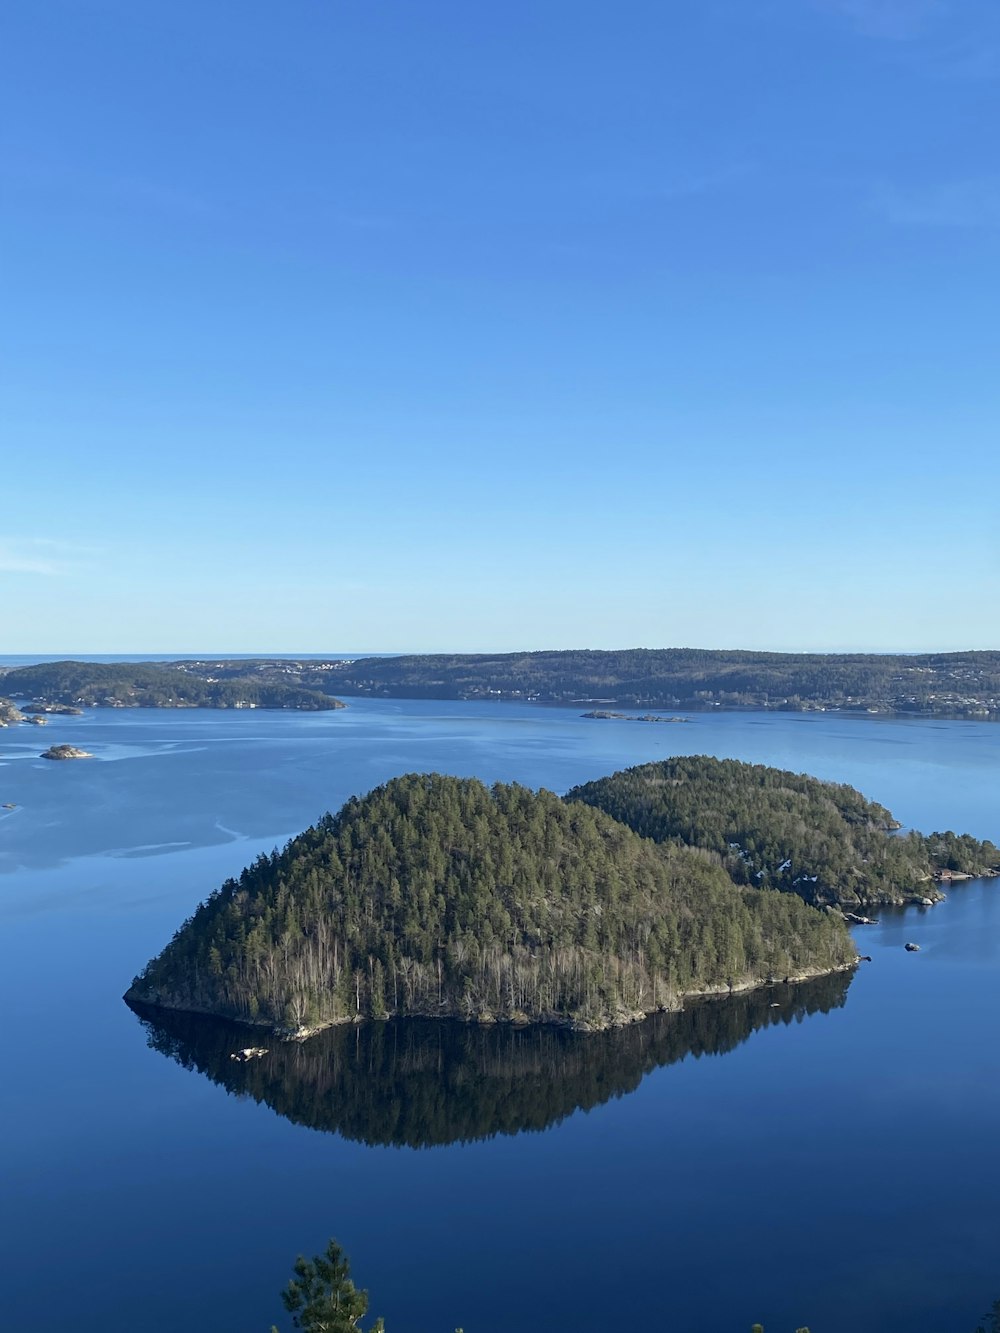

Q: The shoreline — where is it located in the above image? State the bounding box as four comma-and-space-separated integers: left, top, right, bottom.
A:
124, 959, 859, 1044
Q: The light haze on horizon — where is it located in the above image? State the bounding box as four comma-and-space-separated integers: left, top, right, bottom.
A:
3, 1, 998, 654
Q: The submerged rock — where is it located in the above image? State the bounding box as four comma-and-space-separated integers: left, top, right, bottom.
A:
229, 1046, 268, 1062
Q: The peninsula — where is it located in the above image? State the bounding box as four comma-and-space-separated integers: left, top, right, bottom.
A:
159, 648, 1000, 720
0, 661, 344, 713
567, 757, 1000, 909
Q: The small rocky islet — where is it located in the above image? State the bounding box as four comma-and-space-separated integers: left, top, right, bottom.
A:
40, 744, 93, 761
581, 711, 691, 723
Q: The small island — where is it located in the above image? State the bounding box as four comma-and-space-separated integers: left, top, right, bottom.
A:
1, 696, 68, 730
41, 744, 93, 761
0, 698, 26, 727
582, 711, 691, 723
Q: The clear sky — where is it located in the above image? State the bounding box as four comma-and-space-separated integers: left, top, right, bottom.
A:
3, 0, 998, 653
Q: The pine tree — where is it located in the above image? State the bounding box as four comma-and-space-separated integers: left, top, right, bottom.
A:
271, 1239, 384, 1333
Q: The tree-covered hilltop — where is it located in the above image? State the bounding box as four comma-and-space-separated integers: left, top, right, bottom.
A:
126, 774, 855, 1034
924, 829, 1000, 876
0, 660, 343, 711
188, 648, 1000, 719
567, 756, 1000, 909
131, 972, 851, 1149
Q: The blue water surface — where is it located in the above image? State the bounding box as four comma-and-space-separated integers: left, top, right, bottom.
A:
1, 698, 998, 1333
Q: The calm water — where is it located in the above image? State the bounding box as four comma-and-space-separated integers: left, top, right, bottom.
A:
1, 698, 998, 1332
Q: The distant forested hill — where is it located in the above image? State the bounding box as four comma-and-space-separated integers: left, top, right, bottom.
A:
0, 661, 342, 711
126, 773, 855, 1035
567, 756, 1000, 908
166, 649, 1000, 719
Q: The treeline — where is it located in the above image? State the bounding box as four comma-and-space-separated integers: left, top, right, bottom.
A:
132, 973, 851, 1148
0, 661, 342, 712
568, 757, 1000, 908
127, 774, 855, 1034
210, 648, 1000, 719
924, 829, 1000, 875
26, 649, 1000, 717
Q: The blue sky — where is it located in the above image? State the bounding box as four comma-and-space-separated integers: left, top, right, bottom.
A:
3, 0, 998, 653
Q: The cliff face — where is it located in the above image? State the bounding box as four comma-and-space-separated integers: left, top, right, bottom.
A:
127, 773, 857, 1036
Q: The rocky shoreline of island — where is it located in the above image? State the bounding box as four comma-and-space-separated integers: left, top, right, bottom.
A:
41, 744, 94, 761
126, 958, 860, 1042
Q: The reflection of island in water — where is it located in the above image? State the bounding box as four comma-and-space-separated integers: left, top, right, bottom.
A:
129, 972, 852, 1149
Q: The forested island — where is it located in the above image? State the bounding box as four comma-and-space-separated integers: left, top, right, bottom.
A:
127, 759, 999, 1037
163, 648, 1000, 719
0, 661, 343, 712
567, 757, 1000, 909
127, 772, 857, 1036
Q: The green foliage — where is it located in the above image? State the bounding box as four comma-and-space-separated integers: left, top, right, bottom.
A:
567, 756, 998, 908
0, 660, 341, 711
924, 829, 1000, 875
265, 646, 1000, 719
127, 773, 855, 1031
271, 1239, 383, 1332
21, 647, 999, 716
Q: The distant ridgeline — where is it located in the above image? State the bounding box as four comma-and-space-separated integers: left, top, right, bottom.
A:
127, 772, 858, 1036
567, 757, 1000, 910
166, 648, 1000, 719
14, 649, 999, 718
131, 973, 852, 1148
0, 660, 342, 712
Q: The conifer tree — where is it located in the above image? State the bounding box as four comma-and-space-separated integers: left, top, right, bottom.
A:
271, 1239, 384, 1333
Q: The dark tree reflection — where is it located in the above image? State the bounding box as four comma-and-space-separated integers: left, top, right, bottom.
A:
127, 972, 852, 1150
